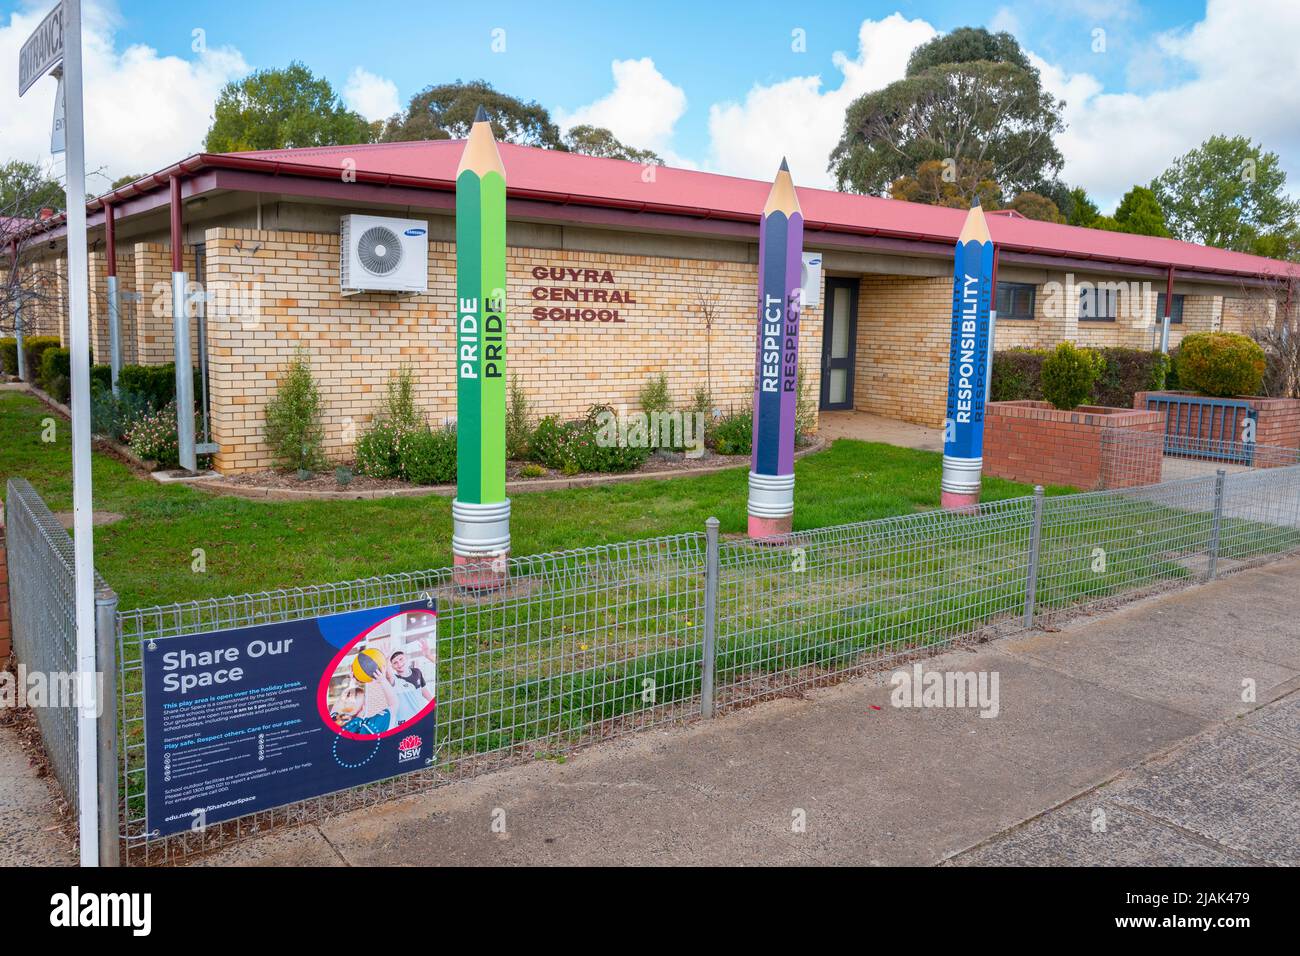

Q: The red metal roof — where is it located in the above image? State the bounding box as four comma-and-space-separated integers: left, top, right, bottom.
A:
227, 139, 1300, 282
26, 139, 1300, 283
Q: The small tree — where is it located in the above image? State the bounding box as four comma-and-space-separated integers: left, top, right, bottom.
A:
505, 376, 533, 459
1041, 342, 1103, 410
264, 349, 326, 471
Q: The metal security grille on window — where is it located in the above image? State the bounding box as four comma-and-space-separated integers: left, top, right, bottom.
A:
357, 226, 403, 275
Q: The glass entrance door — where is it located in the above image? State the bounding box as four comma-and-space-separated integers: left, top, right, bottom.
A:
819, 277, 858, 410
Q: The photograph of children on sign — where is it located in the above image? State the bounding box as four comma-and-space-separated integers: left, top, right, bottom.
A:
142, 600, 437, 837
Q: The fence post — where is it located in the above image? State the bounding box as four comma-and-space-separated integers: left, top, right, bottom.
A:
1023, 486, 1045, 628
1207, 469, 1226, 582
701, 517, 719, 718
94, 585, 120, 867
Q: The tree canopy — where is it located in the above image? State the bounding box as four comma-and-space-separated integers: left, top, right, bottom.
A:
0, 160, 64, 219
830, 27, 1064, 199
1151, 134, 1300, 257
204, 62, 373, 153
381, 80, 562, 147
561, 125, 663, 164
1009, 191, 1064, 223
889, 159, 1001, 208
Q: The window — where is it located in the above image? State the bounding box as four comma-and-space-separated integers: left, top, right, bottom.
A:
1156, 292, 1185, 324
1079, 286, 1119, 321
996, 282, 1036, 320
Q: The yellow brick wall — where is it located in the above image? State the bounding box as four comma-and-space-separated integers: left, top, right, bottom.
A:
205, 228, 824, 473
132, 243, 199, 365
852, 274, 951, 427
88, 249, 138, 365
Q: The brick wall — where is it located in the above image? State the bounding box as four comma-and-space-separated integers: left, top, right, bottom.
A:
984, 401, 1165, 490
204, 228, 825, 473
1135, 390, 1300, 452
132, 243, 199, 365
852, 274, 951, 427
88, 248, 139, 365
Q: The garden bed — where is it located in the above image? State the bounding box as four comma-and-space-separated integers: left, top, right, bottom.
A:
190, 442, 824, 501
984, 400, 1165, 490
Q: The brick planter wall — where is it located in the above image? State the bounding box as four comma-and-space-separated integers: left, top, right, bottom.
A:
0, 510, 10, 660
984, 401, 1165, 490
1135, 391, 1300, 454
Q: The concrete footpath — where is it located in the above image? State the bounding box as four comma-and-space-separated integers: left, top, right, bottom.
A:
198, 556, 1300, 867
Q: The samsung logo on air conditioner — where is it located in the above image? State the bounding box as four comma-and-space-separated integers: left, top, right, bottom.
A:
404, 228, 427, 237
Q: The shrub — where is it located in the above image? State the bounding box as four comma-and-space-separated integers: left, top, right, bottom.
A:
710, 407, 753, 456
519, 463, 546, 478
354, 420, 403, 479
1091, 348, 1169, 408
794, 360, 817, 446
579, 404, 651, 472
505, 376, 533, 460
126, 401, 181, 467
530, 406, 651, 474
990, 348, 1048, 402
1041, 342, 1104, 411
22, 336, 61, 384
0, 338, 17, 375
264, 350, 326, 472
529, 415, 579, 474
91, 383, 151, 441
1174, 331, 1267, 397
398, 425, 457, 485
353, 367, 426, 479
639, 373, 671, 416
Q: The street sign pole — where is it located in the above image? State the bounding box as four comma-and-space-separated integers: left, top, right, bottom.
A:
20, 0, 99, 867
63, 0, 99, 869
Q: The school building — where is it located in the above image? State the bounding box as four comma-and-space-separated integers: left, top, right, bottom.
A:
12, 139, 1299, 474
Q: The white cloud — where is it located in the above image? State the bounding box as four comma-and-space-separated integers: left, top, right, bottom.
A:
705, 14, 938, 187
1034, 0, 1300, 210
343, 67, 399, 122
0, 1, 247, 193
556, 57, 688, 162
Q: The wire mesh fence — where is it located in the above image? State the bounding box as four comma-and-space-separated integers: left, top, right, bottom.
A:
3, 477, 112, 808
5, 455, 1300, 866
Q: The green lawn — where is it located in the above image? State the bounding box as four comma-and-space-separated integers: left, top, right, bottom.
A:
0, 389, 1061, 609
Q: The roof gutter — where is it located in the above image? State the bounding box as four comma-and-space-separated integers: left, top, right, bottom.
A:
19, 153, 1300, 287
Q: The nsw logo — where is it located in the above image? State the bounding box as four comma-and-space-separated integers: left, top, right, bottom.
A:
397, 734, 423, 762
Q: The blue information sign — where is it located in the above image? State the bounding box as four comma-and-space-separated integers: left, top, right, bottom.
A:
143, 599, 438, 837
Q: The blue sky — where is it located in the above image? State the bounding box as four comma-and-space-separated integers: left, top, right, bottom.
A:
87, 0, 1202, 159
3, 0, 1298, 209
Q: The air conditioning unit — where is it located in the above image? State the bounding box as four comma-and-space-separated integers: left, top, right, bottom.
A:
340, 214, 429, 295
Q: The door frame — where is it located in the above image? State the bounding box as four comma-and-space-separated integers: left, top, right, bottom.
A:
819, 276, 859, 411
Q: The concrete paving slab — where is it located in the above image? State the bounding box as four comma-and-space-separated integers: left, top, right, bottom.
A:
1107, 729, 1300, 865
947, 802, 1250, 866
1002, 571, 1300, 719
195, 648, 1203, 868
189, 825, 343, 867
0, 724, 76, 866
1241, 693, 1300, 745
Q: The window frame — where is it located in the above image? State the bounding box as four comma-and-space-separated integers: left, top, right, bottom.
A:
1078, 286, 1119, 322
996, 281, 1036, 321
1156, 292, 1185, 325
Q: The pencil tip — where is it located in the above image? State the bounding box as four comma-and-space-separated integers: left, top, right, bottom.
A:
474, 105, 489, 123
779, 157, 789, 172
971, 195, 981, 208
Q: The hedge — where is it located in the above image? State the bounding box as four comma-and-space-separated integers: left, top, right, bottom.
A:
1173, 332, 1266, 397
990, 346, 1169, 409
2, 335, 62, 380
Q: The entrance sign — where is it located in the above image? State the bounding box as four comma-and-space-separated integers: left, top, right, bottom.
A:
17, 1, 63, 95
452, 106, 510, 586
747, 159, 804, 539
941, 200, 996, 510
143, 600, 438, 837
50, 73, 65, 154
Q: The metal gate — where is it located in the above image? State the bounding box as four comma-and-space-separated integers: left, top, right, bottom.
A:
1145, 393, 1258, 464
